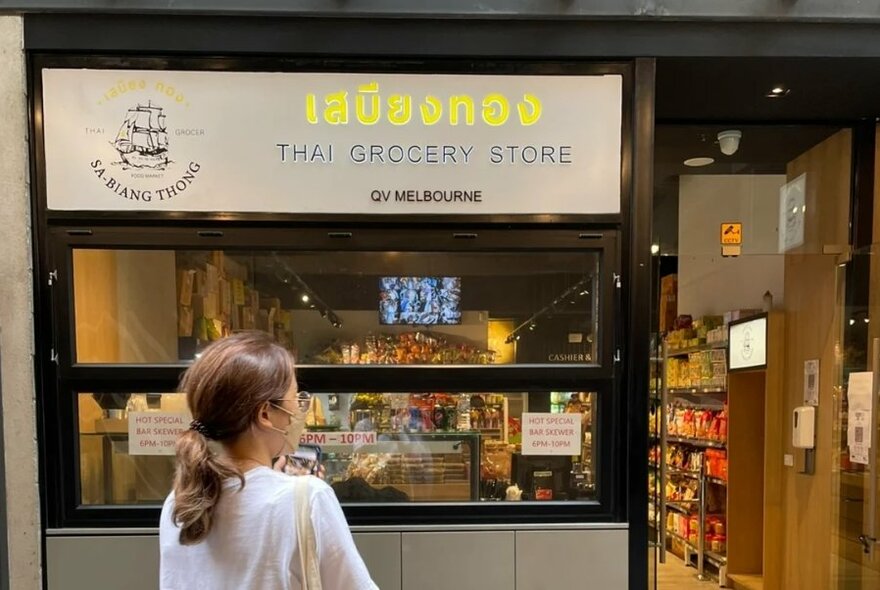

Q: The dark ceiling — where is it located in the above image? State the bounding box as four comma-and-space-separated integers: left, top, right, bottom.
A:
653, 58, 875, 253
657, 57, 880, 123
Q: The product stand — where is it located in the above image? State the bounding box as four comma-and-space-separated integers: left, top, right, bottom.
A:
657, 340, 732, 586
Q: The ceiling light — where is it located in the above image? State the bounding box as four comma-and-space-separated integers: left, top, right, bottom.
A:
651, 244, 660, 255
766, 85, 790, 98
684, 157, 715, 167
301, 294, 310, 303
850, 318, 856, 326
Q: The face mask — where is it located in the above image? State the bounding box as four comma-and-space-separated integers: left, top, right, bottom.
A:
269, 402, 307, 456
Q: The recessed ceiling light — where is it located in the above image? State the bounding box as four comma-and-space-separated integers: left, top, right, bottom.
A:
684, 157, 715, 167
766, 85, 791, 98
651, 244, 660, 255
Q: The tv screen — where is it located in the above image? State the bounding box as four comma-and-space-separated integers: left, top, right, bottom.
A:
379, 277, 462, 325
728, 314, 768, 371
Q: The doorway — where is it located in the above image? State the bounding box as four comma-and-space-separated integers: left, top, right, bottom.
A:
650, 57, 880, 590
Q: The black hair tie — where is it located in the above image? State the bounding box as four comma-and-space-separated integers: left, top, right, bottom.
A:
189, 419, 218, 440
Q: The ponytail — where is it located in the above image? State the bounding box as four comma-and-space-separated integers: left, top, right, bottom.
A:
171, 429, 243, 545
171, 331, 297, 545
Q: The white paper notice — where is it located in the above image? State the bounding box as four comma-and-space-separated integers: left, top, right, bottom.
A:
299, 431, 377, 448
804, 359, 819, 407
847, 372, 874, 465
522, 413, 582, 456
128, 412, 190, 456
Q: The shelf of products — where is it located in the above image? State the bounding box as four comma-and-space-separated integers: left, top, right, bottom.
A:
705, 551, 728, 566
667, 436, 727, 450
311, 331, 497, 365
666, 501, 697, 515
317, 391, 596, 503
665, 343, 729, 358
655, 317, 733, 585
667, 387, 727, 395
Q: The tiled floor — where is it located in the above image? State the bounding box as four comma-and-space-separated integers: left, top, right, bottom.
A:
655, 554, 719, 590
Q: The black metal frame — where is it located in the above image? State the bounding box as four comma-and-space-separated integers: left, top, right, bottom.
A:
727, 313, 770, 373
46, 225, 621, 527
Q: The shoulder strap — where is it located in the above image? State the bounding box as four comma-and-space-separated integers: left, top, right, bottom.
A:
294, 477, 323, 590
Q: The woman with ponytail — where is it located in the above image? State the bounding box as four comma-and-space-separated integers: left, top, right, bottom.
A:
159, 331, 378, 589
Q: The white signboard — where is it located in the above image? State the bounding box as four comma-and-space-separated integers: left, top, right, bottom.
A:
728, 315, 768, 371
847, 372, 874, 466
42, 69, 623, 215
779, 173, 806, 253
522, 412, 582, 456
128, 412, 190, 456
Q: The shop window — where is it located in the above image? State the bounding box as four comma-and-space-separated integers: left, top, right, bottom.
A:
76, 391, 597, 506
78, 392, 184, 505
71, 249, 600, 367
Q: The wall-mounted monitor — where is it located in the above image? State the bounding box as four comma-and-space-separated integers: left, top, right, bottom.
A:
379, 277, 462, 326
728, 313, 768, 372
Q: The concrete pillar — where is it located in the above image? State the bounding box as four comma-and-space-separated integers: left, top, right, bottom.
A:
0, 15, 42, 590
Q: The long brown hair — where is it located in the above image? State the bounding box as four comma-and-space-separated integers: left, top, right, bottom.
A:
172, 331, 296, 545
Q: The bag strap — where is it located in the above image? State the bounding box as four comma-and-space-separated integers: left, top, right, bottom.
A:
295, 477, 323, 590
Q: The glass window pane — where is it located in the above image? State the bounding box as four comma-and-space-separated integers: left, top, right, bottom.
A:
72, 249, 600, 366
78, 392, 185, 505
77, 391, 597, 506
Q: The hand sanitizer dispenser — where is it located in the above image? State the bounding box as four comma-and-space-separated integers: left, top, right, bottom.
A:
793, 406, 816, 449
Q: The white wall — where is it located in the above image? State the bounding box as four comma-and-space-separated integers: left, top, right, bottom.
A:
678, 174, 786, 317
0, 15, 42, 590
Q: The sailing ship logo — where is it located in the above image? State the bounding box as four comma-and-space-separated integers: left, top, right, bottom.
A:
113, 101, 170, 170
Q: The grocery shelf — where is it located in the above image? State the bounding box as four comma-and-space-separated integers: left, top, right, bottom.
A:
705, 550, 728, 566
668, 436, 726, 449
668, 387, 727, 395
665, 501, 698, 515
666, 342, 729, 357
666, 530, 698, 552
667, 468, 700, 480
706, 476, 728, 487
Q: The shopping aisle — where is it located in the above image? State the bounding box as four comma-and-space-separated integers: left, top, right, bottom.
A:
657, 555, 717, 590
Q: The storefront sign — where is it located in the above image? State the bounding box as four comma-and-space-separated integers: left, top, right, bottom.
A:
128, 412, 190, 456
522, 413, 582, 456
42, 69, 622, 215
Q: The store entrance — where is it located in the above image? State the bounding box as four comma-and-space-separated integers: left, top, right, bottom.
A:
650, 56, 880, 590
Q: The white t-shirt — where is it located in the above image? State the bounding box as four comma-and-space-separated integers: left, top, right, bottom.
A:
160, 467, 378, 590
